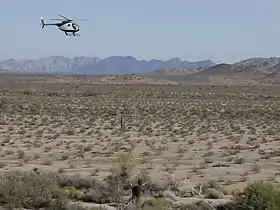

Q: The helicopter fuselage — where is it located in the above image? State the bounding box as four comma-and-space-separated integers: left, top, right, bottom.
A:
41, 14, 82, 36
57, 22, 79, 33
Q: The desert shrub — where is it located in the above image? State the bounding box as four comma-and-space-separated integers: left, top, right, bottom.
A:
0, 171, 121, 208
56, 173, 121, 204
232, 181, 280, 210
140, 197, 170, 210
57, 173, 98, 189
111, 151, 136, 180
60, 186, 84, 200
204, 188, 224, 199
0, 171, 67, 209
92, 151, 137, 203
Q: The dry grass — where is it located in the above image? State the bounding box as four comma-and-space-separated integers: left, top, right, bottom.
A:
1, 74, 280, 208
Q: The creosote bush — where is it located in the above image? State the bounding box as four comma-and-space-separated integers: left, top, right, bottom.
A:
232, 181, 280, 210
0, 171, 123, 209
111, 151, 136, 180
1, 170, 280, 210
0, 171, 66, 209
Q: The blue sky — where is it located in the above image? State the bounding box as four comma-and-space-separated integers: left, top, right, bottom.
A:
1, 0, 280, 63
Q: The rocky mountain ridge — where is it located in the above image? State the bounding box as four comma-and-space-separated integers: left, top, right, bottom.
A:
156, 57, 280, 75
2, 56, 280, 82
0, 56, 215, 74
152, 57, 280, 86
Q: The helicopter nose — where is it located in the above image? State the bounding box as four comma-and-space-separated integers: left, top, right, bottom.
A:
72, 23, 79, 30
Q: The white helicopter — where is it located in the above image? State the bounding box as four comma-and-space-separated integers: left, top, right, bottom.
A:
40, 14, 86, 36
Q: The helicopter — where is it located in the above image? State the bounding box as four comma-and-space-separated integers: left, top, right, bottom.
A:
40, 14, 86, 36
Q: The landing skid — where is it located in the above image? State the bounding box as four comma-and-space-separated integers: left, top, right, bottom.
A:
64, 32, 80, 36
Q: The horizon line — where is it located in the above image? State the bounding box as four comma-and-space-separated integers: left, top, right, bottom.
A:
1, 55, 280, 65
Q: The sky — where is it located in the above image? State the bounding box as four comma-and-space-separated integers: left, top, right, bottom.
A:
1, 0, 280, 63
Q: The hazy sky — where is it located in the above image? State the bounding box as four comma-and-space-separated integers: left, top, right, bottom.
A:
2, 0, 280, 63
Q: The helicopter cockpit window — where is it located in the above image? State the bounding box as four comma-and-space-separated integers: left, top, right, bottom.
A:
72, 23, 77, 30
67, 24, 71, 27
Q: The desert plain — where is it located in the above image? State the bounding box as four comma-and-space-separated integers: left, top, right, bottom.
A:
1, 73, 280, 209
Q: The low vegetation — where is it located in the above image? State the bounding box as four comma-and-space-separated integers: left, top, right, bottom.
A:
232, 181, 280, 210
0, 170, 279, 209
1, 74, 280, 209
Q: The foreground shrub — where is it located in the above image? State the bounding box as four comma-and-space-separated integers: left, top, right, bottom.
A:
232, 181, 280, 210
57, 173, 99, 189
0, 171, 67, 209
0, 170, 126, 208
138, 197, 170, 210
111, 151, 136, 180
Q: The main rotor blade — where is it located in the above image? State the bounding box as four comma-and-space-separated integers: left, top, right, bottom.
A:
50, 18, 65, 21
57, 13, 72, 21
73, 19, 87, 21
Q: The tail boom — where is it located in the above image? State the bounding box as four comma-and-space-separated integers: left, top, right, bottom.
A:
40, 17, 57, 29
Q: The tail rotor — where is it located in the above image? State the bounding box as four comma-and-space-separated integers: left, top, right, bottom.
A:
40, 17, 45, 29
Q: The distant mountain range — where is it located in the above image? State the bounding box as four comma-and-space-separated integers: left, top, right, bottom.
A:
2, 56, 280, 79
0, 56, 215, 74
156, 57, 280, 74
168, 57, 280, 86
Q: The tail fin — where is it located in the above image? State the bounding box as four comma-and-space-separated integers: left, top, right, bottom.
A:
41, 17, 45, 29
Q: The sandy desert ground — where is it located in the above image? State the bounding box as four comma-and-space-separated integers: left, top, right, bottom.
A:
1, 74, 280, 209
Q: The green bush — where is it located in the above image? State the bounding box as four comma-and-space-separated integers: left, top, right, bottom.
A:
0, 170, 130, 209
140, 197, 170, 210
0, 171, 67, 209
60, 186, 84, 200
232, 181, 280, 210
